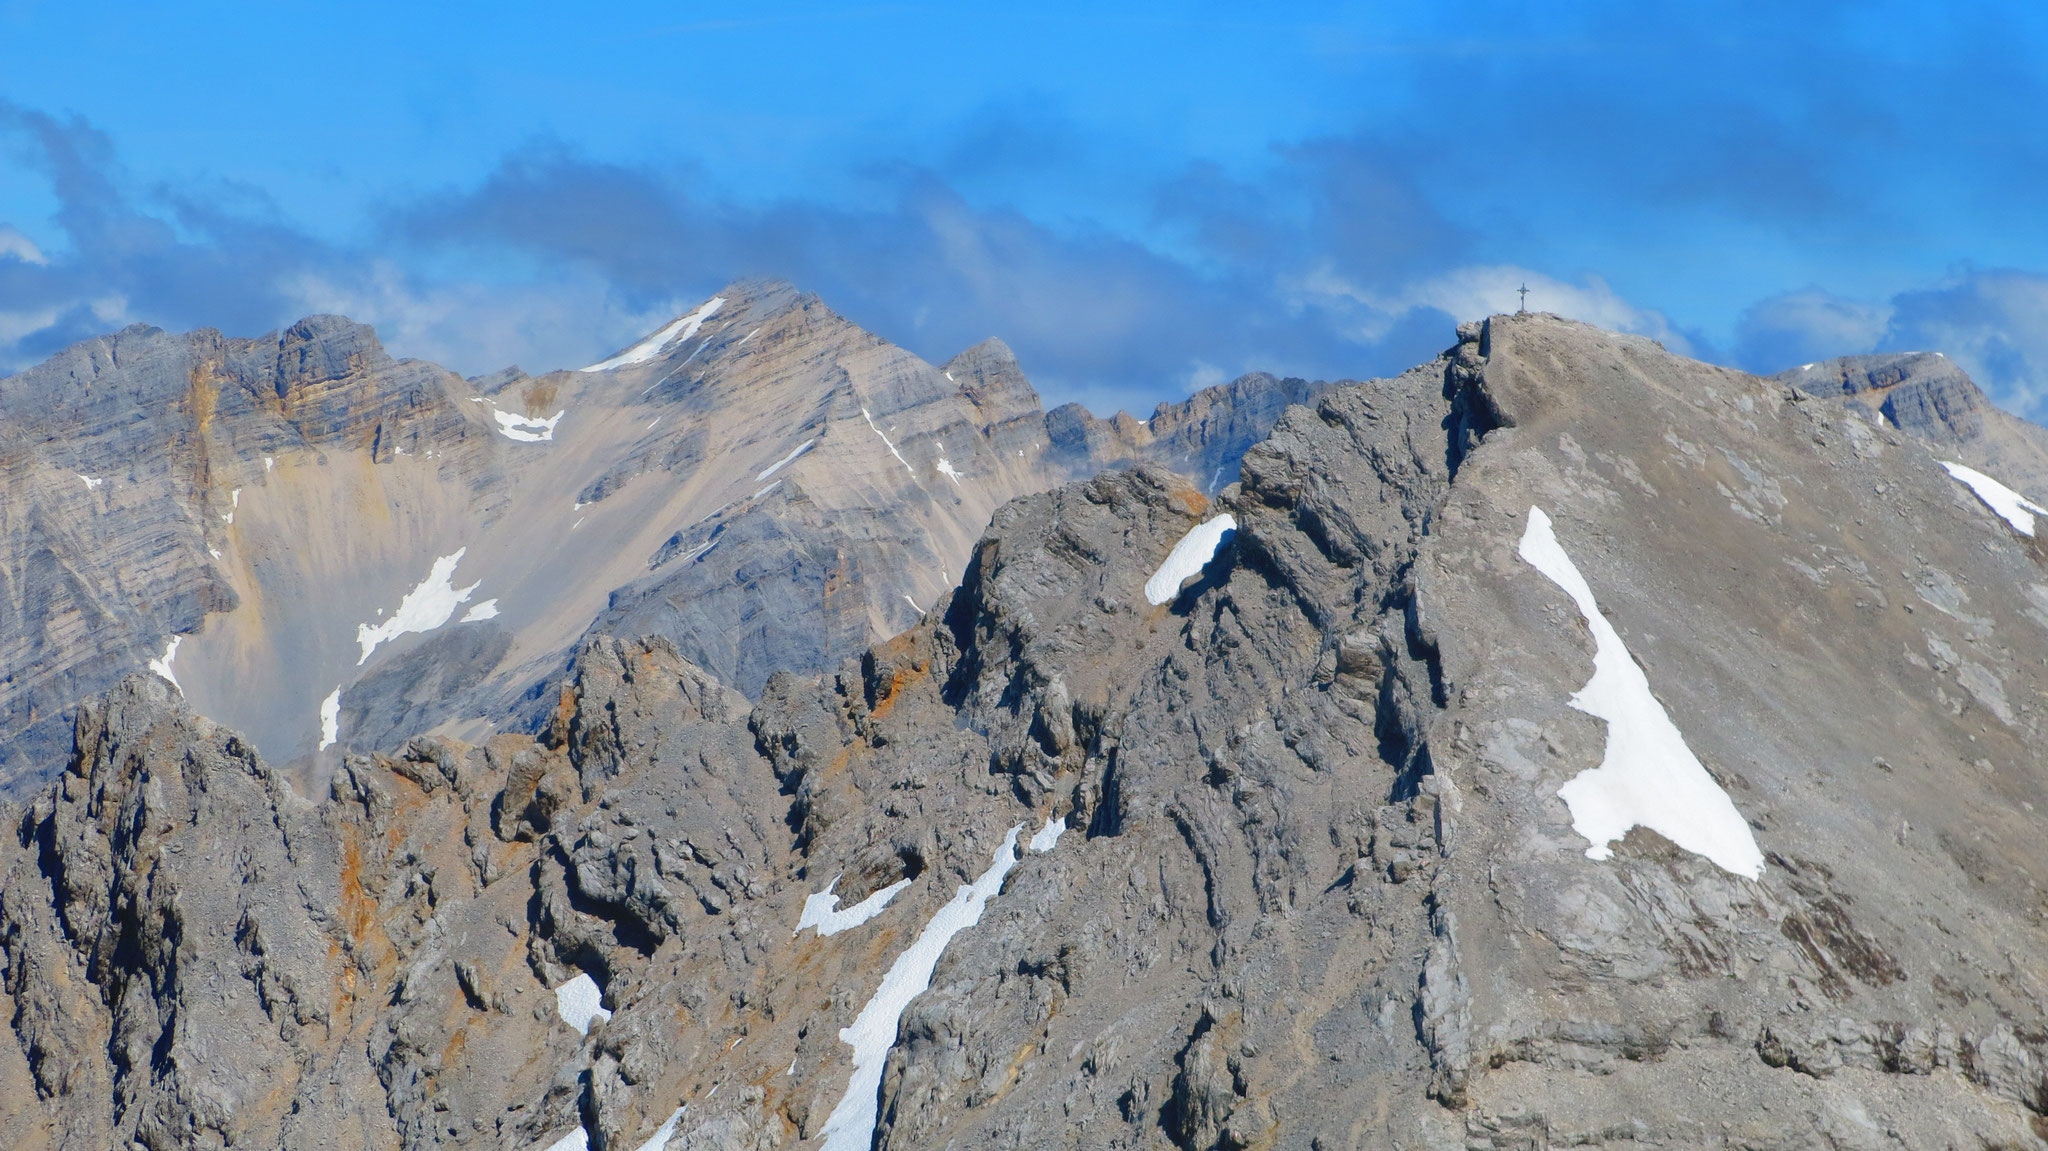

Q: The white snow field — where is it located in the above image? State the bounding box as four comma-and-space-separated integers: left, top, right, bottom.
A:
534, 1109, 684, 1151
819, 823, 1036, 1151
148, 636, 183, 692
492, 408, 567, 443
461, 599, 501, 622
538, 1126, 588, 1151
1144, 514, 1238, 605
754, 439, 816, 481
1517, 507, 1764, 880
1940, 461, 2048, 536
860, 407, 914, 475
1029, 815, 1067, 853
795, 876, 914, 937
630, 1108, 685, 1151
554, 972, 611, 1035
356, 550, 482, 664
579, 296, 726, 372
317, 687, 341, 751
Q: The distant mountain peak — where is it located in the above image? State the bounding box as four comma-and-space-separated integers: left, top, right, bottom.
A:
0, 283, 1331, 789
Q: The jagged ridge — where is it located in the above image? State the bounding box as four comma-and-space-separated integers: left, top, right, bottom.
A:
3, 315, 2046, 1151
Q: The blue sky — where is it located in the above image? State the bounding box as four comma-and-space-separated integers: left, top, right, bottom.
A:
5, 1, 2048, 416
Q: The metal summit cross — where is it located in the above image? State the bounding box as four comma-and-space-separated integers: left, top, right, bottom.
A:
1517, 283, 1530, 313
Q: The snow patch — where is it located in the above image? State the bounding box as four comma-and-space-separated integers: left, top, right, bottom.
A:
76, 473, 102, 490
580, 296, 726, 372
1029, 816, 1066, 853
819, 825, 1027, 1151
796, 876, 913, 937
539, 1127, 588, 1151
492, 408, 566, 443
554, 972, 611, 1034
1144, 514, 1237, 605
356, 549, 481, 664
936, 456, 964, 485
755, 439, 816, 481
752, 480, 782, 501
538, 1105, 682, 1151
860, 407, 914, 475
1517, 506, 1764, 879
903, 594, 921, 613
148, 636, 183, 693
1940, 461, 2048, 536
462, 599, 501, 622
230, 488, 241, 508
264, 456, 274, 472
318, 687, 341, 751
630, 1108, 685, 1151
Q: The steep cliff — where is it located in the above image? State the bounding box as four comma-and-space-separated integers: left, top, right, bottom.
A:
0, 283, 1325, 794
5, 313, 2043, 1149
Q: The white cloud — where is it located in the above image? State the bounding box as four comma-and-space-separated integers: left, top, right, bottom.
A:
279, 260, 699, 378
0, 307, 62, 348
1747, 288, 1892, 352
1285, 263, 1692, 356
0, 225, 47, 266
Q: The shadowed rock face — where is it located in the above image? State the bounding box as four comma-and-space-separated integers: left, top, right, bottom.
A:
0, 283, 1325, 795
5, 314, 2045, 1150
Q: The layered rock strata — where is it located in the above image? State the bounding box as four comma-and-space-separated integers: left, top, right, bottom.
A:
2, 314, 2044, 1149
0, 283, 1332, 794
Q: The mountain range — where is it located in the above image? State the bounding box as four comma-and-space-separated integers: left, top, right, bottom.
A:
1, 299, 2045, 1150
0, 280, 1336, 796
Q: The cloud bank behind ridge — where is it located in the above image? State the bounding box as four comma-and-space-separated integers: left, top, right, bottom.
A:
9, 2, 2048, 417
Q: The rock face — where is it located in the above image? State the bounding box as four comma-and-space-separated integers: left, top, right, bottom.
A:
1779, 350, 2048, 500
1045, 371, 1338, 492
5, 313, 2045, 1150
0, 282, 1323, 795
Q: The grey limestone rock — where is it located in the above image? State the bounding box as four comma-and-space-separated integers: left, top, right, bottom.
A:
3, 312, 2047, 1150
0, 283, 1335, 797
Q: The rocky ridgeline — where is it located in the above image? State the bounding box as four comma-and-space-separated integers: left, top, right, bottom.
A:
4, 314, 2044, 1150
0, 282, 1340, 796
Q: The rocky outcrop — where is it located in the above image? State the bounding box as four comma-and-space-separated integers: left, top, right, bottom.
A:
0, 283, 1336, 795
1045, 371, 1339, 493
4, 314, 2046, 1149
0, 314, 481, 790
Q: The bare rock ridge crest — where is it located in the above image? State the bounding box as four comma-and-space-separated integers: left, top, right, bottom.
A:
4, 312, 2046, 1149
0, 280, 1340, 795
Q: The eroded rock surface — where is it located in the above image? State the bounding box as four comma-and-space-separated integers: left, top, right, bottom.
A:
0, 283, 1324, 794
3, 314, 2045, 1150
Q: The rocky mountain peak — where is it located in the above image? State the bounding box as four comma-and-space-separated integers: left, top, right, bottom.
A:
1778, 350, 1986, 441
0, 282, 1342, 793
8, 309, 2046, 1148
941, 336, 1043, 419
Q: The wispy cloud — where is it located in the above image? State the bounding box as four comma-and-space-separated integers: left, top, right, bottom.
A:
1734, 269, 2048, 420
